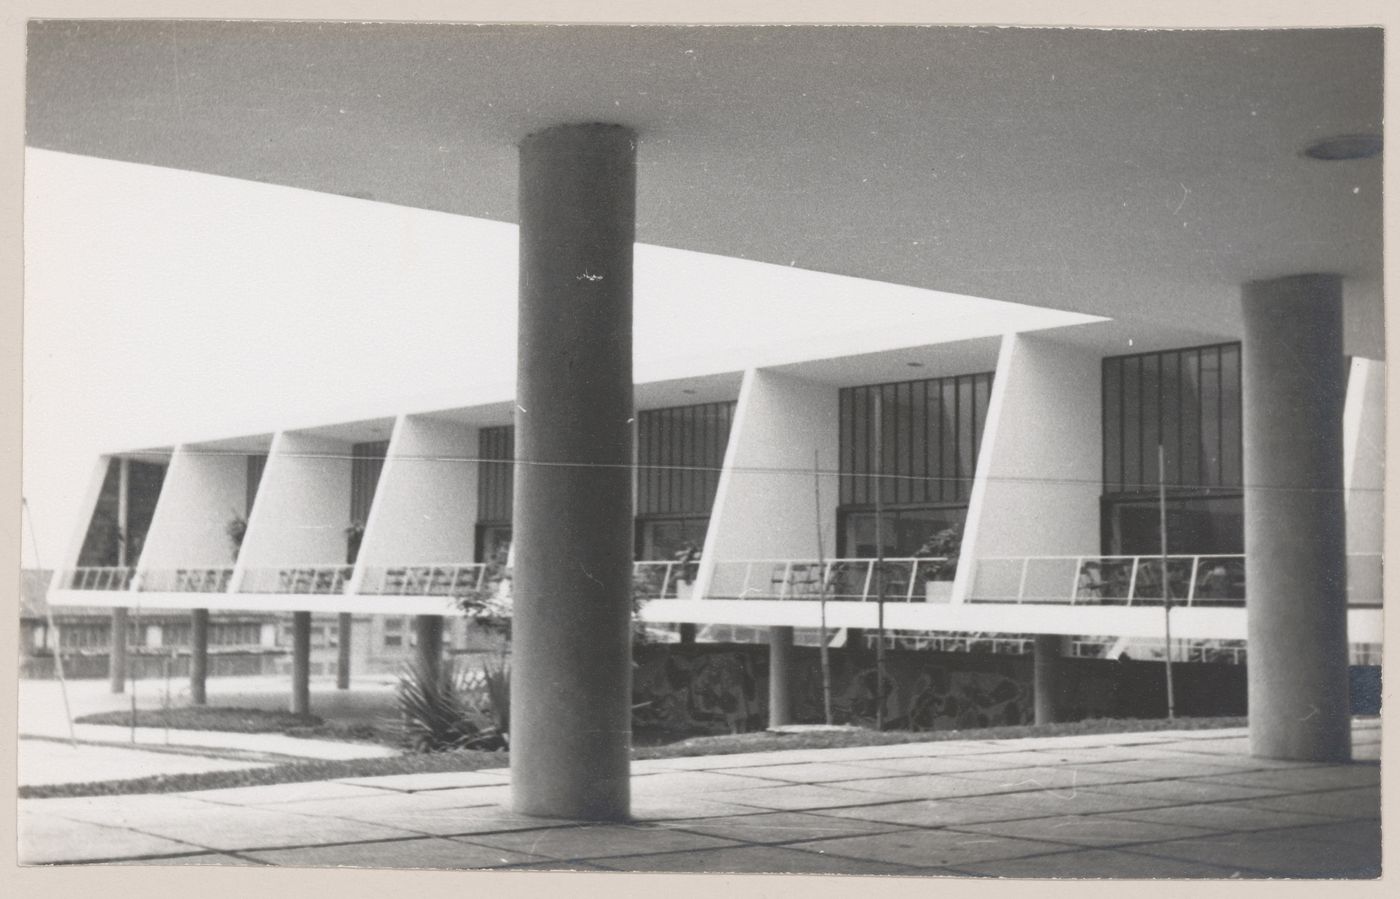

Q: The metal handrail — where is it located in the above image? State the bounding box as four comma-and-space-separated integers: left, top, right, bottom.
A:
137, 567, 235, 593
64, 566, 136, 591
237, 565, 354, 595
968, 553, 1380, 608
358, 563, 486, 596
706, 557, 952, 603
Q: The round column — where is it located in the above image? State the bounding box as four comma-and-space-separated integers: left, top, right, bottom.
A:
336, 612, 353, 690
768, 626, 796, 727
1242, 273, 1350, 762
414, 615, 445, 680
1033, 634, 1069, 725
512, 122, 637, 821
290, 611, 312, 716
189, 608, 209, 705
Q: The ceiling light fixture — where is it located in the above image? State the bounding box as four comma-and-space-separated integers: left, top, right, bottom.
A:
1302, 134, 1382, 161
906, 361, 925, 368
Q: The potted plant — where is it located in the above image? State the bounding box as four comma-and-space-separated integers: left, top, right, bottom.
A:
915, 524, 962, 602
226, 513, 248, 562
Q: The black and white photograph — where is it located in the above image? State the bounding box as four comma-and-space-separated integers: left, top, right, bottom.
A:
12, 4, 1387, 884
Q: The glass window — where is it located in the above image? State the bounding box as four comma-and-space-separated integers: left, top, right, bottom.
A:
636, 401, 736, 516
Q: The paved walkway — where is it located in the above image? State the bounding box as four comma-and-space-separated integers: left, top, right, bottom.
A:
20, 719, 1380, 878
18, 677, 400, 788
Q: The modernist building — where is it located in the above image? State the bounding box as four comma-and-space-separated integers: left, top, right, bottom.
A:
25, 22, 1384, 821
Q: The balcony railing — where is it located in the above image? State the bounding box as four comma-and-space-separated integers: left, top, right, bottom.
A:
706, 558, 953, 603
633, 561, 702, 601
358, 564, 487, 596
136, 567, 235, 593
237, 565, 353, 595
968, 553, 1382, 608
63, 567, 135, 591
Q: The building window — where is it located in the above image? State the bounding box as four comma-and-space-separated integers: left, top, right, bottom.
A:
76, 458, 168, 567
838, 372, 993, 556
350, 440, 390, 528
383, 616, 405, 648
1102, 343, 1242, 555
478, 426, 514, 526
635, 401, 735, 560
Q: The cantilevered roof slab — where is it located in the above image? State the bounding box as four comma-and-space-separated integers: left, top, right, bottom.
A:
25, 23, 1383, 356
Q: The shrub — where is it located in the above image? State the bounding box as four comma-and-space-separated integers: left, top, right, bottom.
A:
394, 657, 504, 753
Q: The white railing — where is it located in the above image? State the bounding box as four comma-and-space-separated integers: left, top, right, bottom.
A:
706, 557, 953, 603
633, 561, 702, 601
358, 564, 486, 596
237, 565, 353, 595
63, 566, 135, 591
137, 568, 235, 593
969, 553, 1382, 608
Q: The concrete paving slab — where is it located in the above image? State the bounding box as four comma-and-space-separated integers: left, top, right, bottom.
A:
184, 780, 395, 805
950, 813, 1218, 848
1183, 764, 1380, 792
1076, 778, 1288, 804
812, 796, 1098, 828
591, 843, 930, 875
1097, 801, 1343, 833
840, 754, 1038, 776
666, 810, 910, 843
939, 764, 1154, 789
713, 761, 923, 783
334, 769, 511, 792
1233, 787, 1381, 820
626, 769, 791, 795
627, 796, 771, 820
823, 771, 1098, 799
462, 821, 744, 860
722, 782, 924, 811
19, 811, 201, 865
1131, 830, 1382, 878
949, 846, 1246, 879
106, 852, 268, 866
245, 835, 549, 869
36, 794, 423, 852
789, 827, 1068, 869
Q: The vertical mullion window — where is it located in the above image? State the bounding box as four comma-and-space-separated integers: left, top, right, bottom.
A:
1103, 359, 1122, 492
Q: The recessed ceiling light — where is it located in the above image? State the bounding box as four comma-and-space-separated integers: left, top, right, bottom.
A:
682, 389, 697, 395
1303, 134, 1382, 161
906, 361, 925, 368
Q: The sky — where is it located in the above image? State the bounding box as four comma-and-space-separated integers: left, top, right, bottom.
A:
21, 148, 1098, 568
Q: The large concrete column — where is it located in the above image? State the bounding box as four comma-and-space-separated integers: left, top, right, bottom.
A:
1242, 274, 1350, 762
768, 626, 796, 727
110, 457, 131, 693
512, 122, 636, 821
1033, 634, 1070, 725
290, 611, 311, 716
336, 612, 353, 689
189, 608, 209, 705
414, 615, 445, 680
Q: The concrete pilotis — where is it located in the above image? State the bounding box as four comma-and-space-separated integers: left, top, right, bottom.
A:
337, 612, 353, 690
290, 611, 311, 716
768, 626, 796, 727
1033, 634, 1069, 725
511, 122, 637, 821
1241, 273, 1350, 762
189, 608, 209, 705
414, 616, 444, 681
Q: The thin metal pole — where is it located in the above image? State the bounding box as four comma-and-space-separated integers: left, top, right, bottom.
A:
1159, 443, 1176, 720
874, 393, 886, 731
813, 448, 833, 725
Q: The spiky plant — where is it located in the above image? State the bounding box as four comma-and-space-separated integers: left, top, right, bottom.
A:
394, 657, 495, 753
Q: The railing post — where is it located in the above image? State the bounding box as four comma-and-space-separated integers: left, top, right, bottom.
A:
906, 560, 918, 602
1187, 556, 1200, 607
861, 561, 875, 602
1069, 556, 1083, 604
1017, 557, 1030, 604
1126, 557, 1140, 607
779, 562, 793, 601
